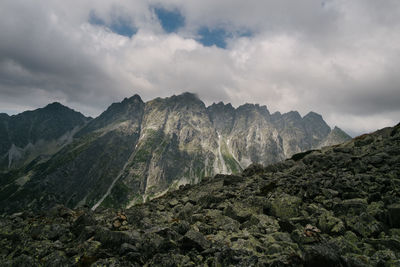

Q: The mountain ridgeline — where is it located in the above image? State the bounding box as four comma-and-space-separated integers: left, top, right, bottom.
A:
0, 102, 90, 170
0, 93, 351, 213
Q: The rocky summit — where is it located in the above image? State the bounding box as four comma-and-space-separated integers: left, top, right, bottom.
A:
0, 93, 350, 213
0, 123, 399, 266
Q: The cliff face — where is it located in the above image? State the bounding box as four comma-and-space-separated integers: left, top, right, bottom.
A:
0, 93, 351, 212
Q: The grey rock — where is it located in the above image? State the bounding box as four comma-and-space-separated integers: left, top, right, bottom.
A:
180, 230, 210, 251
388, 203, 400, 228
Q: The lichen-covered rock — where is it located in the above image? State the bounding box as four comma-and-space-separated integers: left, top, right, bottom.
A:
318, 211, 345, 234
180, 230, 210, 252
270, 194, 302, 219
223, 202, 254, 223
387, 203, 400, 228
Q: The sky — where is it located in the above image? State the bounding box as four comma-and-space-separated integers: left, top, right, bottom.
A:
0, 1, 399, 136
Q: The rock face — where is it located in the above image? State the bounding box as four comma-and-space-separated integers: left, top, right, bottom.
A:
0, 123, 399, 266
319, 126, 351, 147
0, 102, 90, 170
0, 93, 350, 213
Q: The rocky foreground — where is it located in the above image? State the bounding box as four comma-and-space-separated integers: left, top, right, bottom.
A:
0, 124, 399, 266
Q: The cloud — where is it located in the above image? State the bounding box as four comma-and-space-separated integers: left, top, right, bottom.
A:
0, 0, 399, 136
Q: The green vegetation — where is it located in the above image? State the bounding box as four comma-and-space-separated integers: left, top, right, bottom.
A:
101, 182, 131, 208
35, 132, 101, 175
129, 194, 144, 205
220, 138, 242, 174
132, 129, 167, 164
0, 183, 19, 201
222, 153, 241, 174
0, 169, 22, 187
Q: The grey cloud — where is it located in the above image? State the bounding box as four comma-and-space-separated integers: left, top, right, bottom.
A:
0, 0, 399, 136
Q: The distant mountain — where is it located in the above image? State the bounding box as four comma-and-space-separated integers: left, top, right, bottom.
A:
0, 93, 351, 213
0, 102, 90, 170
319, 126, 352, 147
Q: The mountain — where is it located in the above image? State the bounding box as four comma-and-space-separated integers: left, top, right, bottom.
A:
0, 123, 398, 266
0, 102, 90, 170
0, 93, 351, 213
319, 126, 352, 147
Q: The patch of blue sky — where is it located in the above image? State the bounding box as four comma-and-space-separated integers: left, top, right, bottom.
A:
89, 11, 137, 38
154, 7, 185, 33
197, 27, 253, 49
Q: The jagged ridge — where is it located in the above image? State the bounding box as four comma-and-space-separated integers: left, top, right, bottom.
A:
0, 93, 351, 213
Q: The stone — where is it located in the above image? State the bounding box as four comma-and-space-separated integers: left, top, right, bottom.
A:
223, 203, 253, 223
258, 181, 277, 196
270, 194, 302, 219
318, 212, 344, 234
113, 220, 122, 229
303, 244, 342, 267
221, 175, 243, 186
180, 230, 210, 252
94, 227, 141, 248
242, 163, 264, 177
120, 242, 139, 255
387, 203, 400, 228
346, 214, 383, 238
71, 213, 96, 236
169, 199, 179, 207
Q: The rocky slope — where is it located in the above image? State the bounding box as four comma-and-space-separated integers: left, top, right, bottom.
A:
0, 93, 351, 213
0, 102, 90, 170
0, 123, 398, 266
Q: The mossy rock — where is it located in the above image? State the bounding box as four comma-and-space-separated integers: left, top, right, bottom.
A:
270, 194, 302, 219
318, 211, 345, 234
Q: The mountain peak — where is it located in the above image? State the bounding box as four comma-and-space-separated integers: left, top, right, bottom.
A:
208, 101, 234, 111
172, 92, 201, 102
162, 92, 205, 109
303, 111, 323, 120
331, 126, 352, 138
122, 94, 143, 104
237, 103, 269, 114
282, 111, 302, 120
44, 102, 67, 110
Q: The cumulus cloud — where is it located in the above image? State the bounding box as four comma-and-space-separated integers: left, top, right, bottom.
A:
0, 0, 399, 135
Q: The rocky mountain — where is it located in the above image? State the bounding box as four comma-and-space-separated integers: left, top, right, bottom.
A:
0, 93, 351, 213
319, 126, 353, 148
0, 102, 90, 170
0, 123, 398, 266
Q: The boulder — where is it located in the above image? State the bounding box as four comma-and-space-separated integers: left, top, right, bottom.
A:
387, 203, 400, 228
270, 194, 302, 219
318, 212, 345, 234
180, 230, 210, 252
303, 244, 342, 267
223, 202, 253, 223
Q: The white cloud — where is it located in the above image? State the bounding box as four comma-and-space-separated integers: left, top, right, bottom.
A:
0, 0, 399, 136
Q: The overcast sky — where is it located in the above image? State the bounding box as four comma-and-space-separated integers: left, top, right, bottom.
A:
0, 0, 399, 136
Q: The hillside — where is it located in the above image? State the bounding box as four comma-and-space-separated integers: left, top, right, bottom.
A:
0, 123, 398, 266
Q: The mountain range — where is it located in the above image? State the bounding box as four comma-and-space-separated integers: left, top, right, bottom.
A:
0, 92, 351, 213
1, 121, 398, 266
